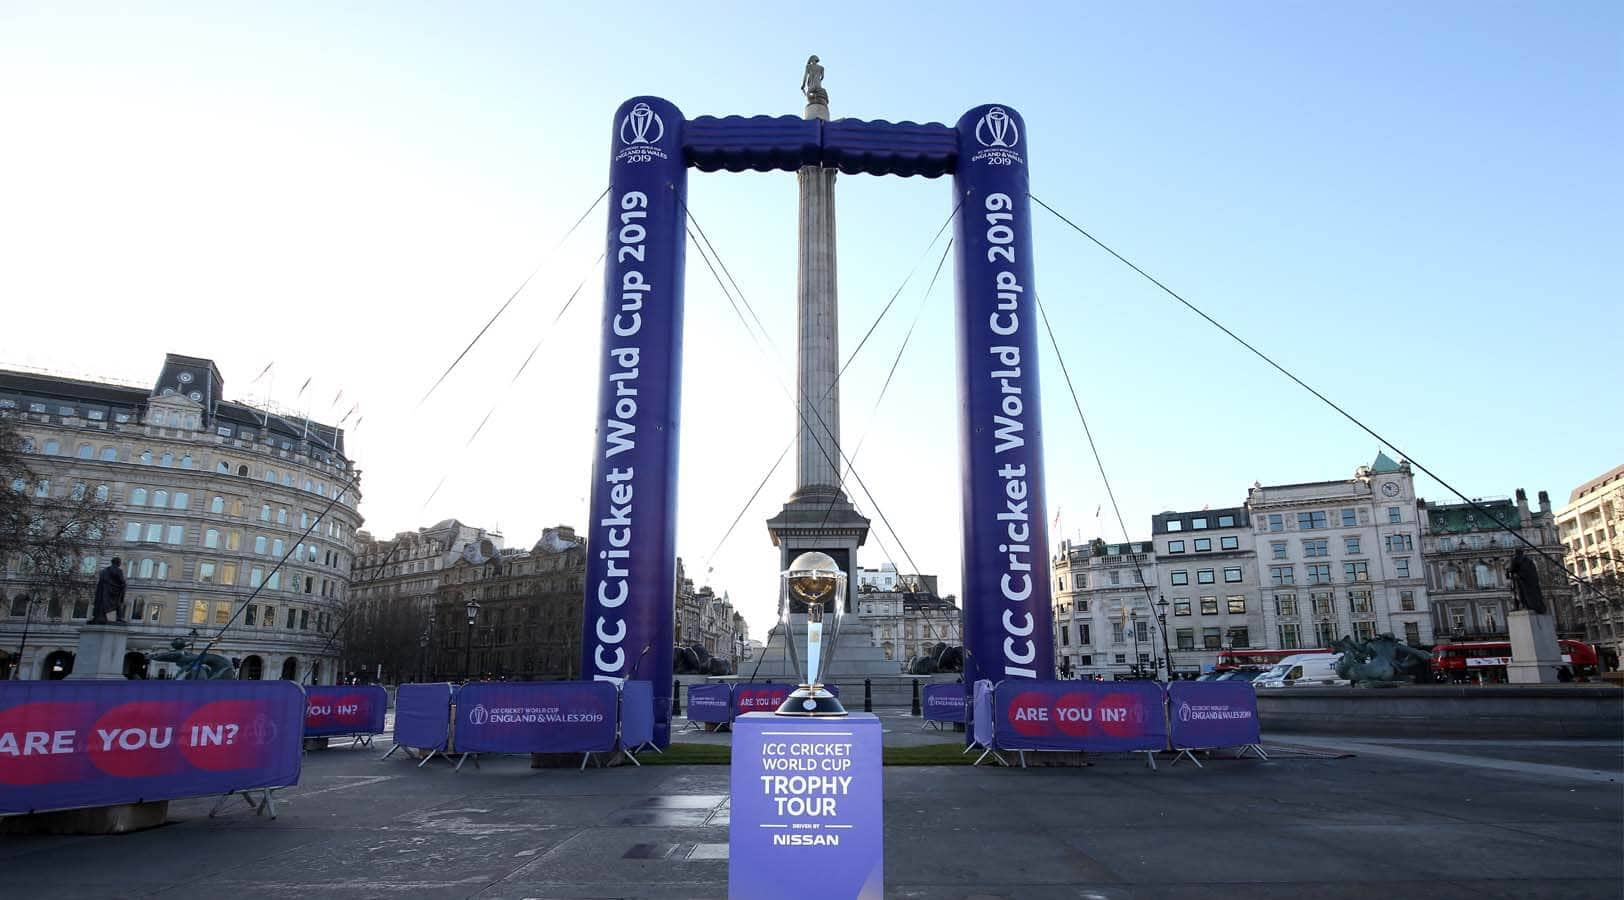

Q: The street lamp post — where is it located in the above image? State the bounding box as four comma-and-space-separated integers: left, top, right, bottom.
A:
418, 627, 429, 683
462, 597, 480, 682
1156, 595, 1174, 681
1129, 609, 1142, 677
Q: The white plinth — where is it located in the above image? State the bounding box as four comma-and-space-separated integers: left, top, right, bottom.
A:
1505, 609, 1563, 684
66, 624, 129, 680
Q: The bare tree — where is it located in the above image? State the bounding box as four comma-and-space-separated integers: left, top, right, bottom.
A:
1, 416, 115, 629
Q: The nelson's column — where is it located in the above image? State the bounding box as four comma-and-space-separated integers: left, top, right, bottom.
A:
759, 56, 896, 680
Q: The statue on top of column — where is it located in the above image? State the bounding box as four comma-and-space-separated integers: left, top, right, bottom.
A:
801, 55, 828, 106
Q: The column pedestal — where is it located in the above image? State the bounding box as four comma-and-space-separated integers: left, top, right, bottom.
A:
1506, 609, 1563, 684
66, 624, 129, 680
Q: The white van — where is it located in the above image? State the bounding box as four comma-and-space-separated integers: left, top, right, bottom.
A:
1253, 653, 1346, 688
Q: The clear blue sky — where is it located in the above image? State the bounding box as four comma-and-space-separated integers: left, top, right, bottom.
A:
2, 2, 1618, 634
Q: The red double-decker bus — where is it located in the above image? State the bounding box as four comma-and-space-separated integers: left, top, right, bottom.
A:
1216, 648, 1331, 672
1431, 640, 1599, 683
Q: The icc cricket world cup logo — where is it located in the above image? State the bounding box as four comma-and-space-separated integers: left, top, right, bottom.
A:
468, 704, 489, 726
975, 107, 1019, 148
620, 102, 665, 146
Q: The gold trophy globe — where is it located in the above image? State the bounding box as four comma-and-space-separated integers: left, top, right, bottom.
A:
776, 551, 848, 716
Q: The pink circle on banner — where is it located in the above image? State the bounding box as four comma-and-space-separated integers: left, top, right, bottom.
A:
1006, 690, 1051, 736
88, 700, 190, 778
180, 700, 266, 771
308, 693, 368, 728
0, 701, 91, 786
1052, 691, 1095, 737
1096, 692, 1141, 738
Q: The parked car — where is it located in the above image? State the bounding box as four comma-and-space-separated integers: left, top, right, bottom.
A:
1253, 653, 1346, 688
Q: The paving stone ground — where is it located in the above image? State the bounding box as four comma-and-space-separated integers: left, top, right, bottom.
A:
2, 717, 1619, 899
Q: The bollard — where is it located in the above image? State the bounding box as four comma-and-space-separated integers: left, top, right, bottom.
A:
672, 678, 682, 716
911, 680, 921, 716
863, 679, 872, 712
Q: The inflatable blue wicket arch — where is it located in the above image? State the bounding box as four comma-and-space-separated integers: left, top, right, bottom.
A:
580, 98, 1056, 746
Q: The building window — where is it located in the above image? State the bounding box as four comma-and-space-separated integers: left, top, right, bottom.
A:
260, 505, 271, 522
277, 508, 288, 525
1302, 538, 1329, 558
1166, 520, 1182, 532
1202, 628, 1221, 649
1079, 654, 1093, 666
1114, 654, 1127, 665
1078, 623, 1091, 644
1270, 541, 1287, 560
165, 525, 184, 545
1135, 619, 1150, 643
1218, 515, 1235, 528
95, 485, 109, 502
1059, 624, 1070, 646
254, 536, 267, 554
1192, 517, 1208, 530
1400, 590, 1415, 612
1306, 564, 1332, 584
1176, 628, 1194, 650
1168, 540, 1185, 554
1315, 622, 1337, 646
246, 605, 257, 626
1279, 623, 1301, 649
159, 452, 173, 467
267, 571, 281, 590
1197, 569, 1215, 584
286, 608, 296, 629
1385, 533, 1413, 552
1341, 508, 1357, 527
191, 599, 209, 625
1227, 627, 1250, 648
100, 447, 118, 461
1221, 567, 1241, 583
220, 563, 236, 586
1345, 536, 1361, 555
250, 567, 264, 588
1227, 596, 1247, 614
172, 492, 189, 510
152, 490, 168, 508
1353, 620, 1377, 641
300, 609, 310, 630
204, 529, 220, 549
1275, 593, 1298, 617
1312, 591, 1334, 618
1270, 566, 1294, 585
1349, 590, 1374, 615
1403, 622, 1421, 644
1194, 538, 1212, 552
1171, 571, 1189, 586
197, 562, 216, 583
1220, 536, 1238, 550
1344, 560, 1369, 582
1298, 511, 1329, 530
1266, 514, 1283, 532
139, 450, 152, 464
142, 523, 162, 543
1173, 599, 1191, 616
1200, 596, 1219, 615
211, 496, 225, 514
1388, 506, 1402, 524
1395, 557, 1411, 578
75, 444, 93, 459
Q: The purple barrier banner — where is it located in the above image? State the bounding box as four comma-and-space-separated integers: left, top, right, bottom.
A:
687, 683, 733, 723
952, 103, 1055, 687
733, 683, 792, 716
620, 680, 654, 751
0, 680, 303, 815
393, 683, 453, 751
304, 685, 388, 738
581, 95, 690, 749
922, 684, 966, 723
730, 713, 884, 899
455, 681, 617, 754
994, 680, 1167, 753
1168, 681, 1260, 749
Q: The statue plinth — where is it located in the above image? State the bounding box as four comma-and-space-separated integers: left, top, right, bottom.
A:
1505, 609, 1563, 684
67, 624, 129, 680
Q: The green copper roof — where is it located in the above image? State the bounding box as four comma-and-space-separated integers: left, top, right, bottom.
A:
1428, 500, 1521, 533
1371, 451, 1402, 474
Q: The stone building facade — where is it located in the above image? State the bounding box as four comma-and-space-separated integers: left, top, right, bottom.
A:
346, 518, 501, 681
1, 355, 363, 682
1052, 539, 1160, 679
1420, 489, 1575, 642
1558, 464, 1624, 661
674, 558, 747, 664
857, 586, 960, 664
1154, 507, 1261, 674
430, 526, 584, 680
1246, 454, 1432, 652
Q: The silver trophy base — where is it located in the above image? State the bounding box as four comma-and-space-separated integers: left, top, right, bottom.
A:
775, 684, 847, 717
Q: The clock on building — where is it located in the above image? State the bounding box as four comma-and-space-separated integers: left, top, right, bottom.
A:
1381, 481, 1400, 498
